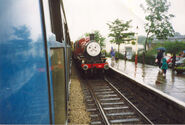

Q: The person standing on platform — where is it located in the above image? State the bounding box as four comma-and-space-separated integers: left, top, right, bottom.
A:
110, 47, 115, 61
161, 58, 168, 76
110, 47, 115, 66
155, 50, 163, 70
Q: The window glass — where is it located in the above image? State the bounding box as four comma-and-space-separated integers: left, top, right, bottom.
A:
0, 0, 51, 123
50, 48, 66, 124
0, 0, 43, 42
42, 0, 52, 35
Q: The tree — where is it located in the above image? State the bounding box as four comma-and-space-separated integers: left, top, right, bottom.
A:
141, 0, 175, 52
138, 35, 146, 44
84, 30, 106, 47
107, 19, 135, 58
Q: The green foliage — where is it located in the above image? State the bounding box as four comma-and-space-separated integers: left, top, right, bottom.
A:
142, 0, 175, 39
163, 41, 185, 69
107, 19, 135, 44
141, 0, 175, 52
175, 65, 185, 74
101, 49, 107, 56
132, 53, 156, 65
138, 35, 146, 44
84, 30, 106, 47
131, 40, 136, 45
163, 41, 185, 54
148, 41, 185, 54
131, 41, 185, 65
106, 51, 124, 59
175, 67, 185, 70
94, 31, 106, 47
115, 52, 124, 59
107, 18, 135, 57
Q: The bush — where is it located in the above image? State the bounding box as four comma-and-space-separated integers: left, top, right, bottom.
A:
105, 51, 111, 57
144, 53, 156, 65
131, 52, 156, 65
175, 67, 185, 70
115, 52, 124, 59
106, 51, 125, 59
175, 66, 185, 74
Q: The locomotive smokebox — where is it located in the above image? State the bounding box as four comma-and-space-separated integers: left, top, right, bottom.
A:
90, 34, 95, 41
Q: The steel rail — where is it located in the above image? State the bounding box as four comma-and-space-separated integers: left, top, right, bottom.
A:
105, 77, 154, 125
87, 81, 110, 125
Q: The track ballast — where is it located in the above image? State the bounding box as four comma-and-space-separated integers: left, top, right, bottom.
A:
81, 78, 153, 125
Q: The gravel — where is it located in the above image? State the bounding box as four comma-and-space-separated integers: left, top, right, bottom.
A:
68, 66, 91, 124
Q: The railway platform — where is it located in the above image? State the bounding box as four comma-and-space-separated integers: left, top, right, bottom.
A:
107, 58, 185, 103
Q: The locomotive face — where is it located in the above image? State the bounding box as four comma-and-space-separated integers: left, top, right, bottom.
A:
86, 41, 101, 57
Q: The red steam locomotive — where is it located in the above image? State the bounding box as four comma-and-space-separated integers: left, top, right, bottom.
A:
73, 34, 109, 74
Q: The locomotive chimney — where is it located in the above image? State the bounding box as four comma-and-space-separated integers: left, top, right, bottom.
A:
90, 34, 95, 41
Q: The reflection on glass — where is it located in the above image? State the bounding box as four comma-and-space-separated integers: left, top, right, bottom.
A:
50, 48, 66, 124
67, 47, 71, 86
0, 0, 42, 42
0, 0, 51, 123
42, 0, 52, 35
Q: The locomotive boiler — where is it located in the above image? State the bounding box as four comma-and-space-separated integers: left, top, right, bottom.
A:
73, 34, 109, 74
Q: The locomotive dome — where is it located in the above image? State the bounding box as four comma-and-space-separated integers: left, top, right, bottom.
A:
86, 41, 101, 57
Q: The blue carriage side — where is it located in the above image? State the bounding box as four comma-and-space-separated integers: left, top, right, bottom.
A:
0, 0, 71, 124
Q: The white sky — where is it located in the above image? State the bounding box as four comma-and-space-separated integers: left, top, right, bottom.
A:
63, 0, 185, 42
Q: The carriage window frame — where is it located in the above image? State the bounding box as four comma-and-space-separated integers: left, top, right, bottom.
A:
48, 0, 64, 42
59, 2, 71, 45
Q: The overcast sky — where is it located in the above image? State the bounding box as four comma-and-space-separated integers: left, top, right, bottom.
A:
63, 0, 185, 41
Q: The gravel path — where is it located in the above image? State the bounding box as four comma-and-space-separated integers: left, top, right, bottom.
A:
68, 65, 90, 124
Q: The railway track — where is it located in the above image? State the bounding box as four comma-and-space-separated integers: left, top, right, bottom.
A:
77, 66, 185, 124
81, 78, 153, 125
105, 69, 185, 124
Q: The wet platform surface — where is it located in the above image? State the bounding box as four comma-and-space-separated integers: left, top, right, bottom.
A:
107, 58, 185, 102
